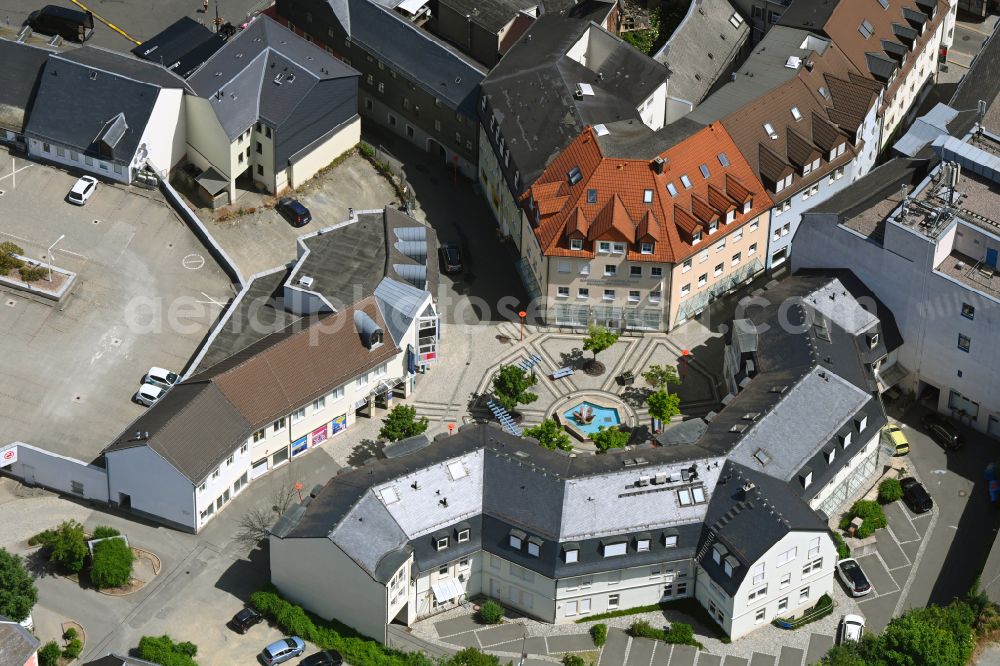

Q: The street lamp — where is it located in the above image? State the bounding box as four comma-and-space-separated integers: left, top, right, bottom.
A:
46, 234, 65, 283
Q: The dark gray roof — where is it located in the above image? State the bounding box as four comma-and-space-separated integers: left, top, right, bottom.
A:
187, 16, 360, 166
279, 0, 485, 116
656, 418, 708, 446
83, 655, 160, 666
698, 461, 826, 596
25, 52, 161, 163
57, 45, 191, 91
803, 157, 928, 223
440, 0, 538, 34
104, 382, 252, 483
481, 14, 669, 188
949, 18, 1000, 137
131, 17, 226, 79
0, 620, 40, 666
776, 0, 839, 32
0, 39, 51, 133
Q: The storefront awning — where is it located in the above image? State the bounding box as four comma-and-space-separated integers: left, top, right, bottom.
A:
878, 362, 910, 391
431, 577, 464, 604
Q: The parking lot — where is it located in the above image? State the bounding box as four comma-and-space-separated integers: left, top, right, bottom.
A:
204, 153, 401, 277
0, 150, 231, 460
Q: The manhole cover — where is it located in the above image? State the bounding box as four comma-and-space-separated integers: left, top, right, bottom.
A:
182, 253, 205, 270
167, 243, 174, 248
93, 219, 100, 224
5, 299, 16, 307
959, 490, 968, 497
75, 396, 81, 401
111, 338, 122, 346
0, 189, 5, 197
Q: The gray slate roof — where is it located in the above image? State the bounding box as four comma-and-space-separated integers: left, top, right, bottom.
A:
440, 0, 538, 34
131, 17, 226, 79
481, 13, 669, 188
57, 45, 191, 91
26, 50, 164, 163
0, 619, 40, 666
0, 39, 51, 133
187, 16, 360, 166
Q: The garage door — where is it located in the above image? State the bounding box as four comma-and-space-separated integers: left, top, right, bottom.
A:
251, 457, 268, 480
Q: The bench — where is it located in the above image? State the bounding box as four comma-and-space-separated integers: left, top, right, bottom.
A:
552, 367, 574, 379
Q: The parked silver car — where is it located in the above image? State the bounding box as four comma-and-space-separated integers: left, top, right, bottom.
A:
144, 366, 179, 390
261, 637, 305, 665
134, 383, 164, 407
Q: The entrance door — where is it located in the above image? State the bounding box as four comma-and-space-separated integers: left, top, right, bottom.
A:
21, 465, 36, 485
987, 248, 998, 268
251, 457, 268, 479
118, 492, 132, 510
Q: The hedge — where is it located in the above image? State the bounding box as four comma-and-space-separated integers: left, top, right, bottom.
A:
590, 623, 607, 647
839, 500, 887, 539
92, 525, 121, 539
628, 620, 703, 649
831, 530, 850, 561
773, 593, 834, 630
63, 637, 83, 660
90, 537, 134, 589
878, 478, 903, 504
251, 587, 435, 666
137, 635, 198, 666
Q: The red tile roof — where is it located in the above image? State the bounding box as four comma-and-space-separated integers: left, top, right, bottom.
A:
523, 123, 773, 263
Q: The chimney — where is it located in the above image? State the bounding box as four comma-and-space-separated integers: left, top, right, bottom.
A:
651, 157, 665, 174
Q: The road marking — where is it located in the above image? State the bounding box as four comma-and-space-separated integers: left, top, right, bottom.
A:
68, 0, 141, 44
961, 22, 996, 38
197, 293, 226, 308
0, 161, 31, 184
182, 254, 205, 270
930, 469, 948, 475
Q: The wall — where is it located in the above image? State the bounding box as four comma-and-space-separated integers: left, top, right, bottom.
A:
287, 116, 361, 188
3, 443, 108, 503
880, 17, 948, 149
26, 138, 130, 183
194, 436, 253, 528
252, 122, 277, 192
139, 87, 186, 177
479, 551, 558, 622
478, 125, 523, 248
271, 536, 392, 642
105, 446, 196, 532
184, 95, 232, 183
554, 557, 692, 622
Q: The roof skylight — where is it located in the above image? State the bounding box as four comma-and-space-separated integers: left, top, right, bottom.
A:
680, 174, 693, 189
699, 164, 711, 178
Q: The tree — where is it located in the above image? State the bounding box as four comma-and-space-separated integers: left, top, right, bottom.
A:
442, 648, 501, 666
48, 520, 88, 573
820, 644, 868, 666
582, 325, 619, 362
842, 500, 887, 538
876, 606, 971, 666
38, 642, 61, 666
477, 599, 504, 625
591, 426, 630, 452
235, 486, 298, 549
642, 364, 680, 389
0, 548, 37, 622
0, 241, 25, 277
878, 478, 903, 504
523, 419, 572, 451
89, 537, 134, 589
379, 404, 429, 442
137, 635, 199, 666
491, 365, 538, 413
647, 389, 681, 424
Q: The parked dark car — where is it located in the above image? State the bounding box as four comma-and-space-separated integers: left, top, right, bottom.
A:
300, 651, 344, 666
276, 198, 312, 227
26, 5, 94, 41
900, 477, 933, 514
230, 607, 263, 634
921, 413, 964, 450
438, 242, 463, 274
836, 558, 872, 597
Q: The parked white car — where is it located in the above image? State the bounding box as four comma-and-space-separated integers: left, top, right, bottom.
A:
144, 366, 179, 390
135, 383, 164, 407
839, 613, 865, 644
67, 175, 98, 205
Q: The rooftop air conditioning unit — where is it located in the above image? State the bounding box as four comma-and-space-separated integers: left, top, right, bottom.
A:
299, 275, 314, 288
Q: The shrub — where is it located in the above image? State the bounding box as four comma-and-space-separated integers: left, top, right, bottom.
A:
477, 599, 504, 625
443, 649, 502, 666
137, 635, 199, 666
831, 530, 850, 560
359, 143, 376, 159
63, 627, 78, 640
48, 520, 88, 573
524, 419, 572, 451
878, 478, 904, 504
39, 641, 61, 666
628, 620, 702, 649
591, 622, 607, 647
562, 655, 585, 666
63, 637, 83, 660
0, 241, 25, 277
92, 526, 121, 539
19, 265, 47, 283
0, 548, 37, 623
28, 529, 56, 547
89, 537, 134, 589
847, 500, 887, 538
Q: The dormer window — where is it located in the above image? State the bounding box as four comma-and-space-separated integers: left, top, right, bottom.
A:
563, 543, 580, 563
598, 241, 611, 253
641, 242, 654, 254
436, 536, 449, 551
611, 242, 626, 254
664, 530, 678, 547
856, 415, 868, 432
603, 541, 628, 558
824, 447, 836, 464
726, 210, 736, 224
509, 529, 525, 549
708, 221, 718, 234
840, 432, 853, 448
636, 535, 651, 552
713, 543, 728, 564
723, 555, 738, 577
692, 230, 703, 244
527, 536, 542, 557
800, 469, 813, 489
457, 528, 470, 542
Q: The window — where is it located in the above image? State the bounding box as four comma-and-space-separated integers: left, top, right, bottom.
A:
459, 558, 470, 570
564, 548, 579, 563
628, 290, 640, 303
527, 541, 540, 557
578, 288, 589, 299
291, 407, 306, 423
859, 19, 874, 39
781, 223, 790, 236
732, 229, 743, 242
755, 608, 766, 624
587, 188, 598, 204
677, 488, 693, 506
604, 265, 616, 276
439, 564, 449, 576
255, 141, 262, 155
732, 252, 742, 266
509, 534, 522, 549
436, 536, 449, 551
651, 266, 663, 278
778, 597, 788, 612
777, 547, 797, 566
603, 289, 615, 301
962, 303, 975, 320
666, 182, 678, 197
709, 221, 719, 234
637, 538, 651, 552
329, 387, 344, 402
579, 263, 590, 275
607, 570, 620, 585
212, 468, 220, 480
748, 585, 767, 600
570, 238, 583, 251
698, 273, 708, 287
780, 573, 791, 589
558, 260, 571, 273
240, 443, 248, 454
750, 220, 759, 231
641, 242, 654, 254
612, 242, 626, 254
803, 558, 823, 576
630, 265, 642, 278
692, 231, 702, 244
699, 164, 711, 179
715, 239, 726, 253
42, 142, 50, 153
650, 291, 662, 303
273, 417, 286, 433
238, 152, 244, 164
752, 562, 765, 585
958, 334, 971, 352
791, 106, 802, 121
714, 263, 724, 277
799, 586, 810, 603
457, 529, 470, 542
643, 189, 654, 203
265, 126, 272, 139
226, 455, 234, 466
377, 82, 384, 93
729, 11, 743, 28
681, 174, 693, 189
682, 258, 692, 273
608, 594, 620, 609
565, 600, 578, 616
681, 283, 691, 296
723, 558, 734, 577
749, 242, 758, 256
253, 429, 266, 443
763, 122, 776, 137
598, 241, 611, 253
664, 534, 678, 547
808, 536, 821, 557
557, 287, 570, 298
603, 542, 627, 557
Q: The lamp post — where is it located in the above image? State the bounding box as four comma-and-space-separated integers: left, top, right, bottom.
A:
518, 310, 527, 341
46, 234, 65, 283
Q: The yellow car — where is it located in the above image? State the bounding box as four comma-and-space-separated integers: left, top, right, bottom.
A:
884, 424, 910, 455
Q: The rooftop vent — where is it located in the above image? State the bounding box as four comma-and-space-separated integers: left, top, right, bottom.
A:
743, 412, 761, 421
274, 74, 283, 85
769, 385, 788, 394
742, 481, 755, 493
753, 448, 771, 466
574, 82, 594, 99
287, 73, 295, 83
785, 56, 802, 69
594, 123, 609, 136
567, 166, 582, 185
651, 157, 666, 174
730, 423, 749, 434
638, 475, 650, 486
298, 275, 314, 288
